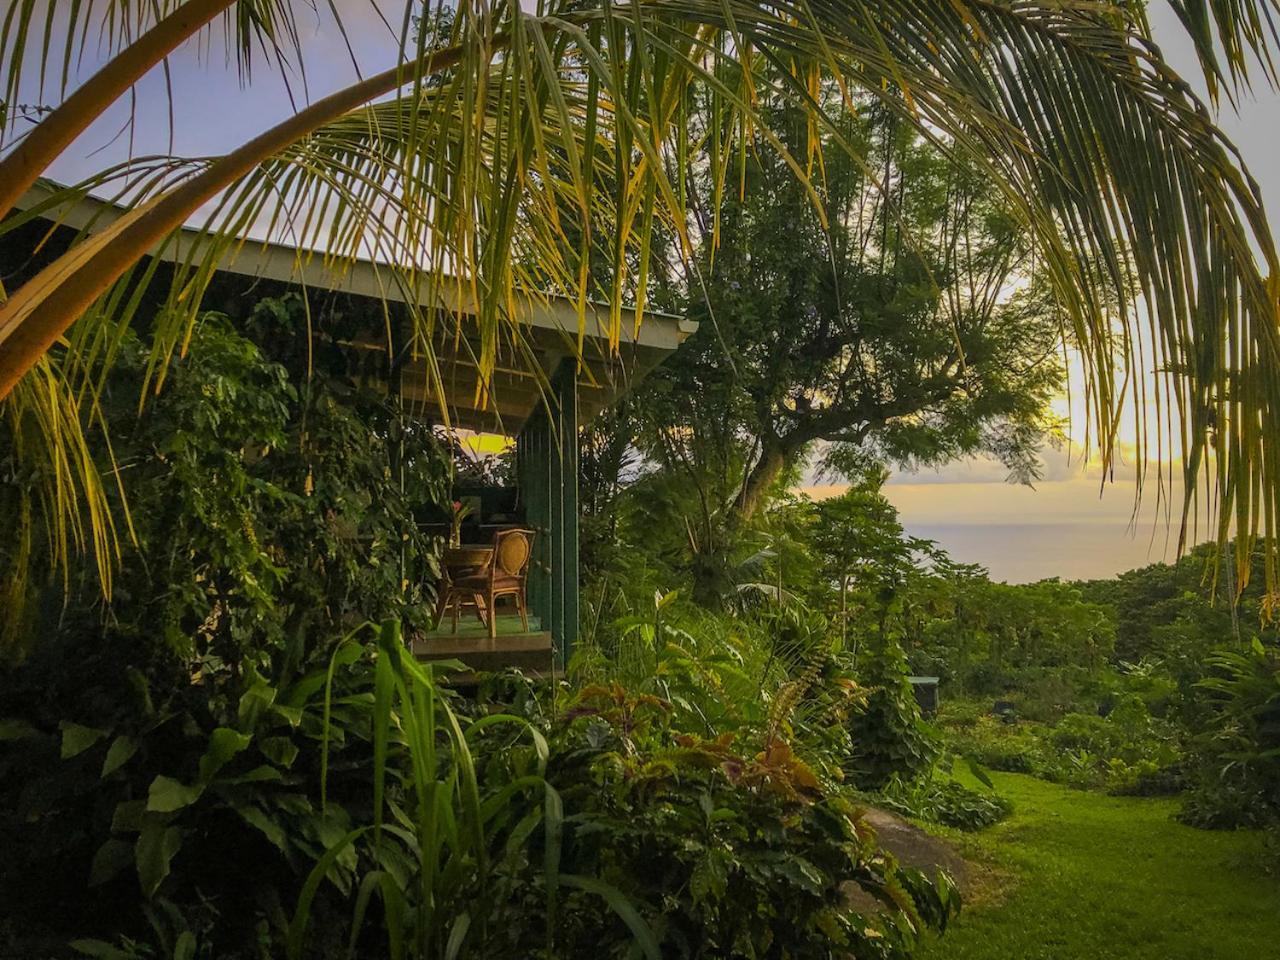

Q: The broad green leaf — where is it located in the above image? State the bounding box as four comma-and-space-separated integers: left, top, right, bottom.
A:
199, 726, 252, 782
444, 912, 472, 960
111, 799, 147, 833
101, 735, 138, 777
260, 736, 299, 768
135, 821, 183, 898
60, 722, 108, 759
89, 838, 133, 887
238, 680, 278, 730
690, 850, 729, 904
231, 802, 287, 852
270, 704, 305, 728
173, 931, 197, 960
147, 775, 203, 813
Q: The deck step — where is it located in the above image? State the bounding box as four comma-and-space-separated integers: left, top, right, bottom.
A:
412, 631, 554, 676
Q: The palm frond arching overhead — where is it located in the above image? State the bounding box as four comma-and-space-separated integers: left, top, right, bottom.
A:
1, 0, 1279, 602
1159, 0, 1280, 104
1, 353, 125, 650
0, 0, 317, 121
0, 0, 378, 220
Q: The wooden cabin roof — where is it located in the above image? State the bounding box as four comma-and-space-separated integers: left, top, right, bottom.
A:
17, 180, 698, 434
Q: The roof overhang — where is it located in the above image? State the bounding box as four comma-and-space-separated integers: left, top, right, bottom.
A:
17, 180, 698, 434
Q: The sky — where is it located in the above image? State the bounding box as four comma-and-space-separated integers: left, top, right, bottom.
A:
11, 1, 1280, 585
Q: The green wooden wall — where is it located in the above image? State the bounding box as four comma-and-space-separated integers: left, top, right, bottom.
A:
516, 360, 579, 668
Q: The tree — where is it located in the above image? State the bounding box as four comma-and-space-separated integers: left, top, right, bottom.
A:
2, 0, 1280, 602
807, 469, 935, 652
1078, 542, 1280, 662
649, 98, 1064, 525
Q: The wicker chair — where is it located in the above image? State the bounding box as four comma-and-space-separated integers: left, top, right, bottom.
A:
435, 528, 535, 638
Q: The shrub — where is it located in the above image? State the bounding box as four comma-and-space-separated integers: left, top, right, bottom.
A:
547, 683, 961, 958
876, 775, 1013, 832
0, 624, 565, 959
943, 714, 1046, 776
1180, 641, 1280, 828
938, 695, 1183, 794
846, 640, 939, 790
3, 308, 452, 670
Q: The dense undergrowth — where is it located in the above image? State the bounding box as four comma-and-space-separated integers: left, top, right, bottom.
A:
0, 618, 961, 958
1, 307, 964, 958
4, 285, 1278, 958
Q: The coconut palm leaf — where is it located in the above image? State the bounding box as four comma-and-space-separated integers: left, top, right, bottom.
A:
1, 0, 312, 116
0, 352, 124, 651
2, 0, 1280, 605
0, 0, 370, 218
1160, 0, 1280, 104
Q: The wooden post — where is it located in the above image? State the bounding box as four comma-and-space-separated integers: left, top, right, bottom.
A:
515, 359, 579, 669
554, 360, 580, 669
517, 409, 553, 632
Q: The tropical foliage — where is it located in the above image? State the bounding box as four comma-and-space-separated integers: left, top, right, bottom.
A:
578, 410, 1279, 823
0, 613, 961, 958
0, 295, 968, 957
1, 294, 451, 657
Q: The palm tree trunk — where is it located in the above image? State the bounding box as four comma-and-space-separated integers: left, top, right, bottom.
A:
0, 0, 237, 219
0, 39, 481, 401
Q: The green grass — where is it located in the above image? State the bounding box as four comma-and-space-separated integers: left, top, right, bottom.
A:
916, 773, 1280, 960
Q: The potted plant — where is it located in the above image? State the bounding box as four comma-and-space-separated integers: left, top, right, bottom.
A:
449, 499, 473, 547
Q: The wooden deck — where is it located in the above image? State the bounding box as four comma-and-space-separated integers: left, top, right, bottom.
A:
412, 614, 556, 678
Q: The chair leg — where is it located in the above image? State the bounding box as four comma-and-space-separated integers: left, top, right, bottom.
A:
433, 587, 451, 631
472, 593, 488, 627
451, 592, 460, 633
516, 591, 529, 631
487, 589, 497, 639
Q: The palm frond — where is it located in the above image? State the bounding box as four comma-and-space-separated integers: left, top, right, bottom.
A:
1159, 0, 1280, 104
1, 352, 124, 650
0, 0, 314, 129
1, 0, 1280, 603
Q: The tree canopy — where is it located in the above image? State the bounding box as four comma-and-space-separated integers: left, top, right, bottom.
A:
642, 97, 1064, 524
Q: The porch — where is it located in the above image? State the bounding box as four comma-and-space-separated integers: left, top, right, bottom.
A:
411, 613, 556, 679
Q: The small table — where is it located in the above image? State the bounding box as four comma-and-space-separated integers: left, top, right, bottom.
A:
444, 545, 494, 577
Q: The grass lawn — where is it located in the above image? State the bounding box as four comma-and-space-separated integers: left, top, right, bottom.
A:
916, 772, 1279, 960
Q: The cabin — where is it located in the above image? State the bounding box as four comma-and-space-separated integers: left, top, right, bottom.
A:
11, 181, 697, 678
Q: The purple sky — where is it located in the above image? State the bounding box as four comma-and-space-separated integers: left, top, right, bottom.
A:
13, 1, 1279, 584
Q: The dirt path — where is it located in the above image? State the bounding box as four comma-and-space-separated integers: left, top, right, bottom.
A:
862, 806, 973, 892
